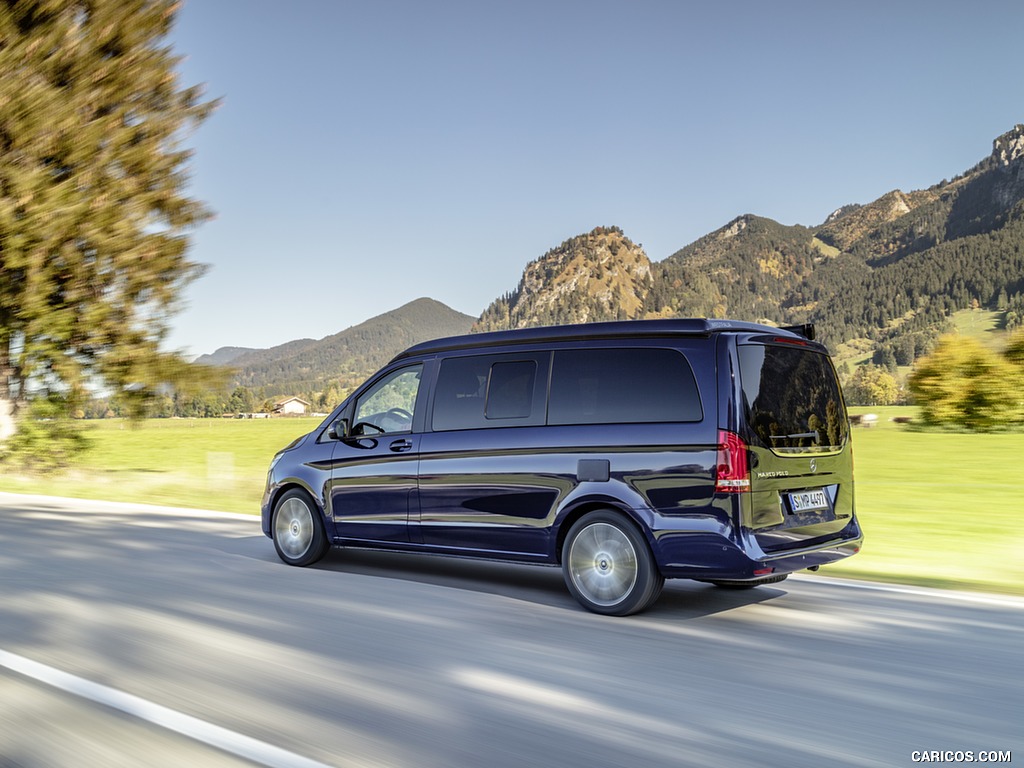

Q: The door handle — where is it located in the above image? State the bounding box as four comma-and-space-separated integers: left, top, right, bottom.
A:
389, 439, 413, 453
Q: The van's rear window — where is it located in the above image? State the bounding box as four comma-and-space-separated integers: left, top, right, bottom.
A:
738, 344, 848, 453
549, 348, 702, 425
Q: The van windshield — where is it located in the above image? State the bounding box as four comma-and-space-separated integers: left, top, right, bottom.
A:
738, 343, 848, 454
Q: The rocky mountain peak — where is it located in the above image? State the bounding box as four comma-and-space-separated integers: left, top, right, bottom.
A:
815, 189, 919, 250
988, 124, 1024, 210
823, 204, 863, 226
718, 216, 751, 239
474, 227, 652, 331
992, 124, 1024, 167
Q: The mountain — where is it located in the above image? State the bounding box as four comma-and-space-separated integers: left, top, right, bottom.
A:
477, 123, 1024, 362
475, 226, 652, 331
194, 346, 268, 367
210, 298, 475, 397
199, 123, 1024, 403
815, 189, 937, 252
649, 214, 824, 324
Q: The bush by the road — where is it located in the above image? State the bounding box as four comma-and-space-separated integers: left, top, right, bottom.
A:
908, 332, 1024, 431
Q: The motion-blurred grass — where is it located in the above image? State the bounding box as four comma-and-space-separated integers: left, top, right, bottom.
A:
0, 417, 316, 515
0, 410, 1021, 596
827, 406, 1024, 595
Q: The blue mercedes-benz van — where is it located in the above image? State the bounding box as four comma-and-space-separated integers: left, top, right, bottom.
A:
261, 319, 861, 615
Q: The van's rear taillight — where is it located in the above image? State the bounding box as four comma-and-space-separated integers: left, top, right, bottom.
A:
716, 430, 750, 493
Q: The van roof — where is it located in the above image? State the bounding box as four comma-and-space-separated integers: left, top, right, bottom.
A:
391, 318, 818, 362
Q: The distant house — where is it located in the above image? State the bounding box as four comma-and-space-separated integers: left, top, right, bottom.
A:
274, 396, 311, 416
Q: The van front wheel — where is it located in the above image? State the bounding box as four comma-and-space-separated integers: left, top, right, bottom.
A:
272, 489, 329, 566
562, 511, 664, 616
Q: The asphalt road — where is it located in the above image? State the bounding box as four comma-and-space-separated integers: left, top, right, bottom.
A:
0, 492, 1020, 768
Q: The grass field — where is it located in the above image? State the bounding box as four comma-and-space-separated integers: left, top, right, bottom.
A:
1, 410, 1021, 596
0, 417, 315, 515
829, 406, 1024, 594
949, 307, 1005, 346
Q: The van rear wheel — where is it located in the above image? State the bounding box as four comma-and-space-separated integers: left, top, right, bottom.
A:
562, 511, 664, 616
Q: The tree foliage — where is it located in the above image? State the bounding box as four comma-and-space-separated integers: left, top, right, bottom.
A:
844, 365, 901, 406
0, 0, 217, 463
908, 335, 1023, 431
0, 394, 88, 469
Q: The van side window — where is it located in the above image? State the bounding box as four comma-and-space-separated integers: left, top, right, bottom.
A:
432, 355, 541, 431
548, 348, 702, 425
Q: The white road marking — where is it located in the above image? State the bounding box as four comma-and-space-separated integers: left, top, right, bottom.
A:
0, 490, 256, 521
791, 573, 1024, 608
0, 648, 333, 768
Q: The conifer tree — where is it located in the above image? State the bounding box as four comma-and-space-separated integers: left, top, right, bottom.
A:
0, 1, 217, 448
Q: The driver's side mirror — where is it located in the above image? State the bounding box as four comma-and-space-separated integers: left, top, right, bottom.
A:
327, 417, 350, 440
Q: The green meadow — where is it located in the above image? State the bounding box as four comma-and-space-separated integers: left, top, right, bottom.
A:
829, 407, 1024, 595
1, 409, 1021, 596
0, 417, 315, 515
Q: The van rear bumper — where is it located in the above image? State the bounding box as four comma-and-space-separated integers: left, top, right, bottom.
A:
651, 517, 863, 580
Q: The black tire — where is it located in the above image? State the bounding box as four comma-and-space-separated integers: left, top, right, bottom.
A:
561, 510, 664, 616
698, 574, 789, 589
272, 488, 330, 566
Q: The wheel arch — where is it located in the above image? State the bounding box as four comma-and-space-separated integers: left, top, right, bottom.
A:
268, 479, 327, 522
554, 497, 652, 565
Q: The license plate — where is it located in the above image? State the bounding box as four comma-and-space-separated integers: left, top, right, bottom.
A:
789, 489, 830, 513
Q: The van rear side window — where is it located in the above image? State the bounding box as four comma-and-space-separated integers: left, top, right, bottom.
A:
432, 355, 542, 431
548, 348, 702, 425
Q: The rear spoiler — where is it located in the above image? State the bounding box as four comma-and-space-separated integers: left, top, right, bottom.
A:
781, 323, 816, 341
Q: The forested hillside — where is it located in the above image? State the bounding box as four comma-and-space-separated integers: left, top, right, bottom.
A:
204, 298, 474, 406
192, 347, 260, 367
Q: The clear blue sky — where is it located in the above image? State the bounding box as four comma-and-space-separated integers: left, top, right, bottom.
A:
166, 0, 1024, 356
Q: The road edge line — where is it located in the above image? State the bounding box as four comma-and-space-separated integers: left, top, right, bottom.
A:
0, 648, 333, 768
791, 573, 1024, 608
0, 490, 254, 521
